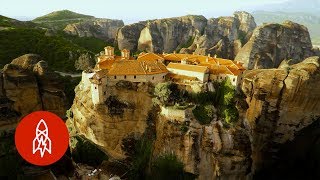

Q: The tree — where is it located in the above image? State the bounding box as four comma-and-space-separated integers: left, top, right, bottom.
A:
153, 82, 173, 106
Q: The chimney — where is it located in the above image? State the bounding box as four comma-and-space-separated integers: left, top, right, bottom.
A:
192, 52, 195, 55
214, 54, 217, 58
173, 51, 176, 54
105, 46, 114, 57
121, 49, 130, 59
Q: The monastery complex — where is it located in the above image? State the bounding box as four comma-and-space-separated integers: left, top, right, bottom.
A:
82, 46, 246, 105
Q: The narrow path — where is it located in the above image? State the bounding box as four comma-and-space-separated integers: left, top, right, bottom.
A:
55, 71, 81, 78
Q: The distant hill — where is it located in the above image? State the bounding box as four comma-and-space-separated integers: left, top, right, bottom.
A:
0, 15, 35, 28
253, 11, 320, 46
33, 10, 94, 22
32, 10, 95, 30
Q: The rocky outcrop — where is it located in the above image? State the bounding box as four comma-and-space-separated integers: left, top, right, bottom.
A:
117, 12, 256, 59
64, 19, 124, 43
137, 15, 207, 53
153, 116, 251, 179
117, 22, 149, 52
74, 52, 95, 71
235, 21, 314, 69
183, 11, 256, 59
67, 81, 154, 159
239, 56, 320, 175
0, 54, 68, 131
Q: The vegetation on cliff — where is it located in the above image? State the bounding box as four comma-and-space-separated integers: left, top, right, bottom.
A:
153, 79, 239, 125
70, 135, 108, 166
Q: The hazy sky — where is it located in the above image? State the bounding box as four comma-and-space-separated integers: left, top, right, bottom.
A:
1, 0, 288, 23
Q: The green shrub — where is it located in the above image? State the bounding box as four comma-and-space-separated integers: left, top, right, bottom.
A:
122, 136, 153, 180
193, 104, 215, 125
70, 135, 108, 166
151, 153, 195, 180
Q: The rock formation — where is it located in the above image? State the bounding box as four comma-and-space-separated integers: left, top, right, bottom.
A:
239, 56, 320, 175
0, 54, 68, 131
235, 21, 314, 69
67, 54, 320, 179
64, 19, 124, 43
67, 81, 154, 159
117, 12, 256, 59
183, 11, 256, 59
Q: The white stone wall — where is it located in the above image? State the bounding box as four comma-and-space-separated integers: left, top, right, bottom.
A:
82, 72, 95, 89
161, 106, 187, 121
91, 77, 108, 105
167, 68, 208, 82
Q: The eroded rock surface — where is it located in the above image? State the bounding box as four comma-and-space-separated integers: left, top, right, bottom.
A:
239, 56, 320, 174
0, 54, 68, 131
64, 19, 124, 43
235, 21, 314, 69
117, 12, 256, 59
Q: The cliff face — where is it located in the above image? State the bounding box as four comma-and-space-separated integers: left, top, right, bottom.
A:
184, 11, 256, 59
0, 54, 68, 131
67, 81, 154, 159
153, 116, 251, 179
235, 21, 314, 69
67, 78, 251, 179
64, 19, 124, 43
117, 12, 256, 59
239, 56, 320, 174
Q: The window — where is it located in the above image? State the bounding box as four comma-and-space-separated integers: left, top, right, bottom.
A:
220, 77, 222, 79
95, 86, 97, 89
162, 76, 165, 79
114, 76, 117, 79
124, 75, 127, 79
104, 91, 106, 95
233, 78, 235, 82
152, 76, 155, 80
134, 75, 136, 79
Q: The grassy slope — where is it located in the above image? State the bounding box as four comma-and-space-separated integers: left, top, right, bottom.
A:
253, 11, 320, 46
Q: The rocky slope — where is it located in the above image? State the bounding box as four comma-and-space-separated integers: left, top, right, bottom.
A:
117, 11, 256, 59
67, 56, 320, 179
239, 56, 320, 176
64, 19, 124, 43
0, 54, 68, 131
235, 21, 314, 69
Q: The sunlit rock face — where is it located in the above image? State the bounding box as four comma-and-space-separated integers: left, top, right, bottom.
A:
67, 81, 154, 159
239, 56, 320, 174
235, 21, 314, 69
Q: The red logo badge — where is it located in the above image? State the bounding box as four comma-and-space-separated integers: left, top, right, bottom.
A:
15, 111, 69, 166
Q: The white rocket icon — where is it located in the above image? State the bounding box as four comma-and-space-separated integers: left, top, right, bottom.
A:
32, 119, 52, 158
